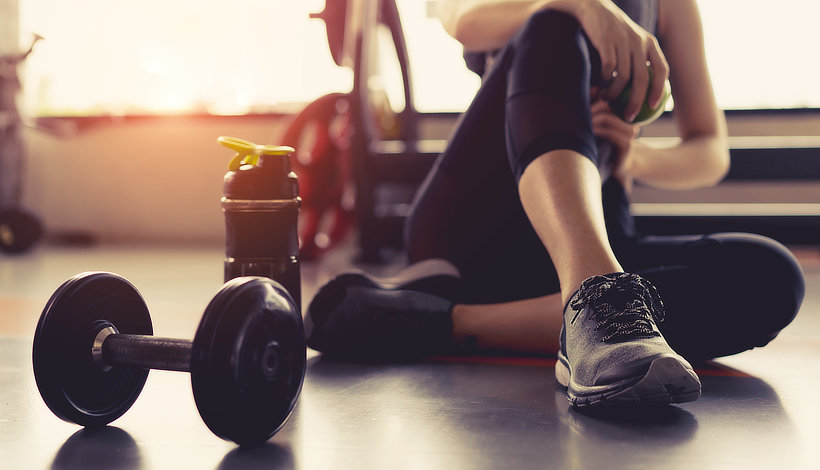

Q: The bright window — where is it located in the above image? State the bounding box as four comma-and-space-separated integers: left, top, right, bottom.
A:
696, 0, 820, 110
16, 0, 820, 116
396, 0, 820, 112
19, 0, 351, 115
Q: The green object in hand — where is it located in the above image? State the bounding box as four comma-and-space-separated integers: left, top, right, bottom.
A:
610, 67, 672, 125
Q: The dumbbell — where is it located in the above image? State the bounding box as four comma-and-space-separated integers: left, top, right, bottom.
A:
32, 271, 306, 446
0, 208, 43, 254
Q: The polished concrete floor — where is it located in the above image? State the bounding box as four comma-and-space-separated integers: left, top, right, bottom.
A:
1, 242, 819, 469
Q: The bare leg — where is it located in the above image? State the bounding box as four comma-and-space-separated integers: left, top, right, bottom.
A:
517, 149, 622, 305
510, 150, 702, 405
451, 149, 622, 353
452, 292, 563, 354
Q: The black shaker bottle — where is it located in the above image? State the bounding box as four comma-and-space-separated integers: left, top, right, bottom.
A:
219, 136, 301, 310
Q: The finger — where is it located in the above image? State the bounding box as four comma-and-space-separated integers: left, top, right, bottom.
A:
590, 99, 611, 115
646, 40, 670, 108
594, 107, 636, 132
599, 44, 618, 85
594, 128, 627, 147
590, 85, 605, 102
592, 124, 617, 143
591, 106, 614, 127
623, 51, 650, 122
594, 116, 640, 150
613, 117, 641, 139
605, 44, 631, 100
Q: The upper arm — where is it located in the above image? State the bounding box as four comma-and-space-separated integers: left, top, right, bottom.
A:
435, 0, 545, 51
437, 0, 463, 38
657, 0, 727, 142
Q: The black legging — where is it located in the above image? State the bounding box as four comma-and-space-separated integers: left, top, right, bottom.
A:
405, 10, 805, 361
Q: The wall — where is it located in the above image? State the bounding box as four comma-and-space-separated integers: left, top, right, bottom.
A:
20, 115, 289, 245
18, 109, 820, 245
0, 0, 17, 56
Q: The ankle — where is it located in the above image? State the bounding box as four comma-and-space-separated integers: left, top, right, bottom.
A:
451, 304, 470, 338
561, 268, 624, 307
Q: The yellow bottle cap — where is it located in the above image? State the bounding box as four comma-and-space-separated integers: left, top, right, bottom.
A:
218, 136, 295, 170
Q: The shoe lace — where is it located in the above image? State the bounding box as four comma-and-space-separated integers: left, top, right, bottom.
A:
569, 273, 666, 343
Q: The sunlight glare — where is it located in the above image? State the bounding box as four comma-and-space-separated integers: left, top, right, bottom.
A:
15, 0, 820, 115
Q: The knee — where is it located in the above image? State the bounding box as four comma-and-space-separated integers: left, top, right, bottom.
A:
710, 233, 805, 338
515, 9, 586, 57
521, 9, 580, 37
507, 8, 595, 96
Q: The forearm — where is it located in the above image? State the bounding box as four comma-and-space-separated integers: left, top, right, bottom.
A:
626, 0, 730, 191
629, 131, 730, 190
438, 0, 581, 51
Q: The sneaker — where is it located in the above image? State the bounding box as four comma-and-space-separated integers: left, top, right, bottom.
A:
555, 273, 701, 407
305, 259, 460, 361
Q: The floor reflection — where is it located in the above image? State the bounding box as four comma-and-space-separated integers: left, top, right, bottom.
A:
217, 442, 295, 470
558, 396, 699, 468
295, 356, 798, 469
50, 426, 142, 470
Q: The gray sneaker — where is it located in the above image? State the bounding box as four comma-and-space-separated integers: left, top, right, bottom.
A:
555, 273, 701, 407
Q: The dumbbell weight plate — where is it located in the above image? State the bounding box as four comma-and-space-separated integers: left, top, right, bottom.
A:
0, 208, 43, 254
191, 276, 306, 446
32, 272, 153, 426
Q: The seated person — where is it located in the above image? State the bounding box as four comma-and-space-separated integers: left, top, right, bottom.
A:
304, 0, 805, 407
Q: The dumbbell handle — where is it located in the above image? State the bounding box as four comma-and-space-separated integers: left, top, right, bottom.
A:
95, 328, 192, 372
94, 325, 280, 378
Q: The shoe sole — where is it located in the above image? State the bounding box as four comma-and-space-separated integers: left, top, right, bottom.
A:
304, 259, 459, 358
353, 259, 461, 289
556, 354, 702, 407
306, 258, 457, 335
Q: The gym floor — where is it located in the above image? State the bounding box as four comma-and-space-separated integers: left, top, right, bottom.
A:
1, 241, 819, 469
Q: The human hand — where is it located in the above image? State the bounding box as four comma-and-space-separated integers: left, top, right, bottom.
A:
572, 0, 669, 122
590, 99, 640, 190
